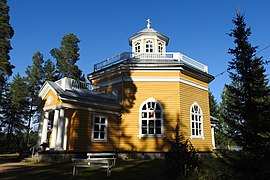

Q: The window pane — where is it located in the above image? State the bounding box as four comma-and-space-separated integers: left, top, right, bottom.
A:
149, 128, 154, 134
149, 111, 154, 118
94, 132, 99, 139
142, 120, 147, 126
142, 112, 147, 118
142, 128, 147, 134
101, 118, 106, 124
156, 120, 161, 127
155, 112, 161, 118
192, 122, 194, 128
142, 104, 147, 110
149, 120, 154, 128
192, 129, 195, 135
100, 132, 105, 139
95, 117, 100, 123
94, 125, 99, 131
156, 128, 161, 134
100, 125, 105, 132
156, 104, 161, 110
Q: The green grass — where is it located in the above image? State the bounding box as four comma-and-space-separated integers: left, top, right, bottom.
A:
1, 153, 269, 180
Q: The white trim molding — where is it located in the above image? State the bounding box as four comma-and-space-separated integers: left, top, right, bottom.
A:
96, 76, 208, 91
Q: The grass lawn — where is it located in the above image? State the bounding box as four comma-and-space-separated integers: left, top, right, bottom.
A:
1, 152, 269, 179
0, 154, 167, 180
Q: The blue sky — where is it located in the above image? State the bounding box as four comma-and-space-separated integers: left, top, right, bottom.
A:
8, 0, 270, 102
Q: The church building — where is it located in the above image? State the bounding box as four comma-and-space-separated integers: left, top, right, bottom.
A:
36, 20, 215, 157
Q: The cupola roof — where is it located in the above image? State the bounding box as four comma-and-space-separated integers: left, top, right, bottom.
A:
128, 19, 169, 46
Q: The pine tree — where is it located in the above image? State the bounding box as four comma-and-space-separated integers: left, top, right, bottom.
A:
223, 11, 270, 158
25, 51, 45, 147
209, 91, 219, 118
0, 0, 15, 98
43, 59, 58, 82
166, 124, 199, 178
4, 74, 29, 150
50, 33, 83, 80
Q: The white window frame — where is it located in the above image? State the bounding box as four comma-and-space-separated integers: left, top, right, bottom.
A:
145, 40, 153, 53
135, 42, 141, 53
92, 115, 108, 142
158, 42, 163, 53
190, 102, 204, 139
138, 97, 164, 138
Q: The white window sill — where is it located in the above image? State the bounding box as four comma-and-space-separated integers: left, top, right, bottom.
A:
190, 135, 204, 140
138, 134, 165, 139
91, 139, 107, 142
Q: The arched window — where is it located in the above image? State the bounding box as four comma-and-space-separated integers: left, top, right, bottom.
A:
145, 40, 153, 53
135, 42, 140, 53
139, 98, 163, 137
190, 102, 204, 138
158, 42, 163, 53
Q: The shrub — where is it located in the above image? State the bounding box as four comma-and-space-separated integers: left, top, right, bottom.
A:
166, 124, 200, 179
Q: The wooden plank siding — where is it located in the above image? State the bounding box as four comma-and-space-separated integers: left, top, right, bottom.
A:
91, 71, 212, 152
67, 110, 120, 152
120, 81, 181, 152
179, 82, 212, 152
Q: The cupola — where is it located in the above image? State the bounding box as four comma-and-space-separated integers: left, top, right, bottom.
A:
128, 19, 169, 53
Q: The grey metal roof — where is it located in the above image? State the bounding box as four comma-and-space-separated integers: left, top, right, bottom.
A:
47, 81, 121, 110
139, 27, 159, 33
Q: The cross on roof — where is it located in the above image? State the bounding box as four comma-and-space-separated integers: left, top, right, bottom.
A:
146, 19, 151, 29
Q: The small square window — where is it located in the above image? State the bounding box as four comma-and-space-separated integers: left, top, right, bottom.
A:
92, 115, 107, 141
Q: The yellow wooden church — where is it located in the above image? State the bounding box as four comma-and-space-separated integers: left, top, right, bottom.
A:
36, 20, 215, 157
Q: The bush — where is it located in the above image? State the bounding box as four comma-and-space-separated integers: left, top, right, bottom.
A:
166, 124, 200, 179
126, 145, 138, 159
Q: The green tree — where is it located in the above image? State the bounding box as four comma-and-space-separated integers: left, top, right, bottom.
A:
209, 91, 219, 118
223, 12, 270, 158
25, 51, 45, 147
4, 74, 29, 150
166, 124, 199, 179
50, 33, 83, 80
43, 58, 58, 82
0, 0, 14, 98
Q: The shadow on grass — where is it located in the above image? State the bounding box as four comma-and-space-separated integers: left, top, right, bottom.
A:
0, 156, 168, 180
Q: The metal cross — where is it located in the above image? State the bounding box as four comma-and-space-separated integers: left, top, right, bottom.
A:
146, 19, 151, 29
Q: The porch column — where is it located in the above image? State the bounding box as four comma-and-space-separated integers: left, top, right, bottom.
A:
50, 109, 59, 149
40, 111, 49, 144
211, 125, 216, 149
37, 111, 45, 145
63, 117, 69, 150
55, 109, 65, 150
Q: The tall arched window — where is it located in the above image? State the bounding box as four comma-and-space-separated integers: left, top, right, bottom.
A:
158, 42, 163, 53
145, 40, 153, 52
139, 98, 163, 137
135, 42, 140, 52
190, 102, 204, 138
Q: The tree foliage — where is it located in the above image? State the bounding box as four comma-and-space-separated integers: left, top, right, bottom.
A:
223, 12, 270, 158
166, 124, 200, 179
2, 74, 29, 150
43, 58, 58, 82
50, 33, 83, 80
0, 0, 14, 95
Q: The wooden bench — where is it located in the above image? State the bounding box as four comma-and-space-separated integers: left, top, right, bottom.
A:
72, 153, 117, 177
